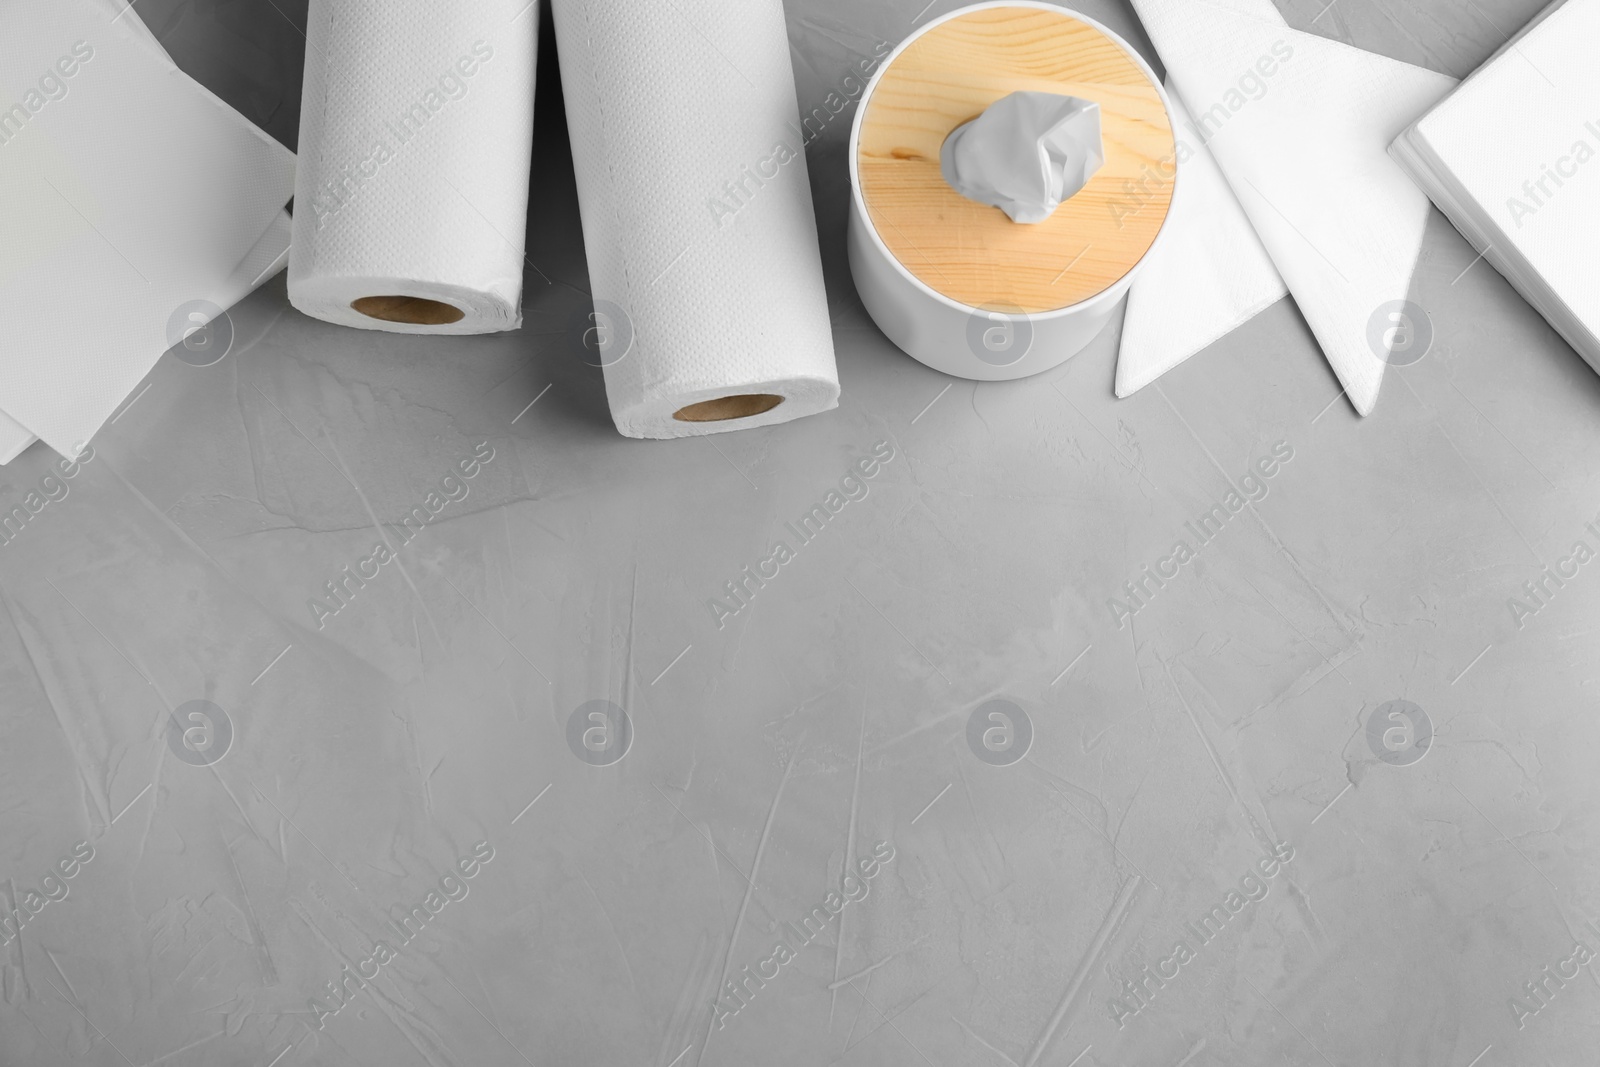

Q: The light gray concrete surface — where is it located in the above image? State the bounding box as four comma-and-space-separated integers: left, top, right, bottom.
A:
2, 1, 1596, 1065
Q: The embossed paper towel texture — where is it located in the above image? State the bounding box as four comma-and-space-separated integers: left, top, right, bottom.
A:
551, 0, 840, 438
1127, 0, 1455, 414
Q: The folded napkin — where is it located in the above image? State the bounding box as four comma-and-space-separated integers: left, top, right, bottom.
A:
1116, 79, 1286, 397
1122, 0, 1456, 413
0, 0, 295, 459
0, 413, 36, 465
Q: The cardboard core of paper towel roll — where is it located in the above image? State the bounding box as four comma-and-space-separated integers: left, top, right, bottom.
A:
858, 4, 1174, 314
351, 295, 467, 326
673, 394, 786, 422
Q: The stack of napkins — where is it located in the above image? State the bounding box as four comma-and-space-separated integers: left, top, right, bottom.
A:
0, 0, 296, 463
1391, 0, 1600, 371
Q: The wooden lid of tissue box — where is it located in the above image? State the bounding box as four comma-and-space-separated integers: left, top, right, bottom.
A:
858, 3, 1175, 314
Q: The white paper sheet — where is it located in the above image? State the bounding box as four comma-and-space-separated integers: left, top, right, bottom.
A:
0, 208, 295, 463
0, 0, 296, 458
1, 0, 293, 465
1125, 0, 1456, 413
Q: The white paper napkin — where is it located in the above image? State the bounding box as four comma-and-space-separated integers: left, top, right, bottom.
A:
0, 0, 296, 458
1123, 0, 1456, 413
1117, 79, 1286, 397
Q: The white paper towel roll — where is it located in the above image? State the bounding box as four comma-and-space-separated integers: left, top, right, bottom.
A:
289, 0, 537, 334
551, 0, 840, 438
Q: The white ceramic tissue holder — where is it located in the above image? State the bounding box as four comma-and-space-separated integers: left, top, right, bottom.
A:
848, 1, 1178, 381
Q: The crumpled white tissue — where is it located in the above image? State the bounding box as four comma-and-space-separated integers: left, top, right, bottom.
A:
1122, 0, 1456, 414
941, 91, 1105, 224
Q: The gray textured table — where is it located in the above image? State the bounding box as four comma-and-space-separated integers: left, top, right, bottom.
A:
3, 1, 1596, 1064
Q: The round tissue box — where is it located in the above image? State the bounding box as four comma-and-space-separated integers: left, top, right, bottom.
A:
848, 1, 1177, 380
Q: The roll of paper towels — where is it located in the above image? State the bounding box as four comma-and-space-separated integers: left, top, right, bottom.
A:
289, 0, 537, 334
551, 0, 840, 438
